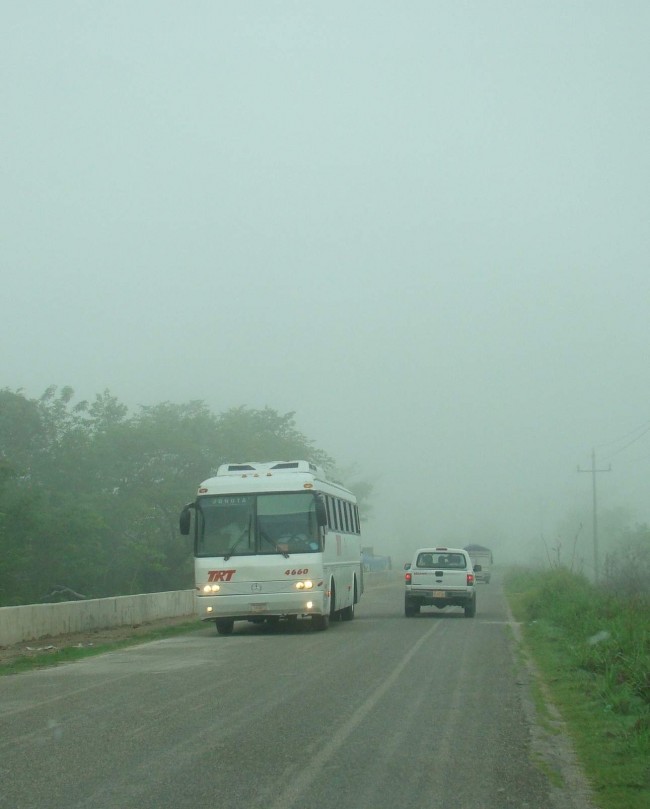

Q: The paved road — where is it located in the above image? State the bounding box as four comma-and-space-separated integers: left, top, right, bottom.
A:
0, 575, 591, 809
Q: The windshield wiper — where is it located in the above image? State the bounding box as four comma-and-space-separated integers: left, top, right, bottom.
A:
223, 517, 251, 561
260, 530, 290, 558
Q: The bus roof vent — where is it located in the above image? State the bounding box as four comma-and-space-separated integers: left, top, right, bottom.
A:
270, 461, 324, 475
215, 460, 326, 477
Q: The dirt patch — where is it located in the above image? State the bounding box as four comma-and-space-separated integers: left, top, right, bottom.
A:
0, 615, 199, 667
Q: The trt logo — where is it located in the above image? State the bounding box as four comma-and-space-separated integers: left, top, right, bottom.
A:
207, 569, 236, 582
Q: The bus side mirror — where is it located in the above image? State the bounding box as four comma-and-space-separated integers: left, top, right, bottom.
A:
315, 495, 328, 527
179, 505, 193, 535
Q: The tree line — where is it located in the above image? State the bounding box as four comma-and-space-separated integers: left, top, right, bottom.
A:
0, 386, 368, 607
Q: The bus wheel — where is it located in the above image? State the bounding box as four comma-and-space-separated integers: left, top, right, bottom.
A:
215, 619, 234, 635
312, 614, 329, 631
342, 578, 358, 621
329, 584, 338, 621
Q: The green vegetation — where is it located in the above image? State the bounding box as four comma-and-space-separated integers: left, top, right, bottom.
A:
0, 620, 203, 676
505, 565, 650, 809
0, 386, 371, 606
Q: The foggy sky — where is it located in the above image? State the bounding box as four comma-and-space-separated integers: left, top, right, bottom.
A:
3, 1, 649, 568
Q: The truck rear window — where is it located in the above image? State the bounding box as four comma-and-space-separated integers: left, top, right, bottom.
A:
416, 553, 467, 569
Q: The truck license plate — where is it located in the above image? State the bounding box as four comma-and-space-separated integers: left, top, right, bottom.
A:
432, 590, 445, 598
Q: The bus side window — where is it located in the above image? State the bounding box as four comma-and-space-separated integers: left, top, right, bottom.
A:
354, 505, 360, 534
326, 495, 335, 529
336, 500, 343, 531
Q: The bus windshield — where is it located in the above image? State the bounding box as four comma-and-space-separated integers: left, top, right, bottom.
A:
196, 492, 321, 558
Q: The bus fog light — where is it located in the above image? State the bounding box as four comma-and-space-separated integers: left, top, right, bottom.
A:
206, 606, 213, 613
305, 601, 313, 609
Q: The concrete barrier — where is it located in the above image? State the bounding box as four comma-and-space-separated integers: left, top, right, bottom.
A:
0, 571, 401, 647
0, 590, 195, 647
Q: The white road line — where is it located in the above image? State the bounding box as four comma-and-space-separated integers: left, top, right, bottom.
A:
267, 620, 444, 809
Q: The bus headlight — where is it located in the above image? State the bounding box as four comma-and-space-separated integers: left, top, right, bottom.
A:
202, 584, 221, 593
295, 580, 313, 590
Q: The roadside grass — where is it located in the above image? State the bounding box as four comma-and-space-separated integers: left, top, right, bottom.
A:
0, 620, 204, 676
504, 567, 650, 809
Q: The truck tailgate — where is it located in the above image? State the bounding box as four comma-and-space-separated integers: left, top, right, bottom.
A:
411, 568, 467, 591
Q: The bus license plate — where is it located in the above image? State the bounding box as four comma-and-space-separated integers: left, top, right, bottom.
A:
251, 603, 267, 613
432, 590, 445, 598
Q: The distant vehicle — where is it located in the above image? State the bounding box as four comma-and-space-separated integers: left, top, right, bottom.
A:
404, 547, 479, 618
362, 546, 392, 572
179, 460, 363, 634
464, 544, 493, 583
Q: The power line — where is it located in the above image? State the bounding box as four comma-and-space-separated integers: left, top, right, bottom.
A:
601, 424, 650, 462
595, 421, 650, 454
605, 427, 650, 461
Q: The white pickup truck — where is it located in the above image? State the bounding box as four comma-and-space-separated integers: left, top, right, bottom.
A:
404, 547, 480, 618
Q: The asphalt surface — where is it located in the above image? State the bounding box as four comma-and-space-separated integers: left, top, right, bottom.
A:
0, 574, 593, 809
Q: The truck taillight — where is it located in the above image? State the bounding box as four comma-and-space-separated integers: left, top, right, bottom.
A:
405, 572, 412, 584
467, 573, 475, 585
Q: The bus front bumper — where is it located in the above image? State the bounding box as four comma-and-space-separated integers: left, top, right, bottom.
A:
194, 591, 328, 622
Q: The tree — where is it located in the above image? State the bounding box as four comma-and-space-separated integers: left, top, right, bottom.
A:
0, 388, 45, 475
0, 390, 360, 604
329, 463, 374, 521
213, 406, 335, 472
602, 523, 650, 599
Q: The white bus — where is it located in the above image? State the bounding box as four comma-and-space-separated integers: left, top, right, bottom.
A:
179, 460, 363, 634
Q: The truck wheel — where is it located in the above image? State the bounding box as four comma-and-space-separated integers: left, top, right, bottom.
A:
215, 618, 234, 635
464, 597, 476, 618
405, 598, 417, 617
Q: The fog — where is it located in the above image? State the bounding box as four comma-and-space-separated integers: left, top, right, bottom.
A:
3, 2, 649, 571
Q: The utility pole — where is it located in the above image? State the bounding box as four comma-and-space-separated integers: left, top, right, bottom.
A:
577, 449, 611, 581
